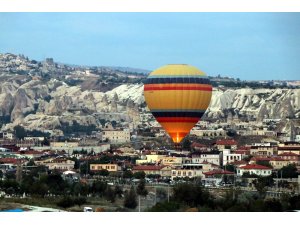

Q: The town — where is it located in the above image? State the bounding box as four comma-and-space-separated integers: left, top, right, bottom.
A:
1, 113, 300, 211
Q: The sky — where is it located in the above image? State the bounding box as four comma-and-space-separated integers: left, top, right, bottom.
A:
0, 12, 299, 80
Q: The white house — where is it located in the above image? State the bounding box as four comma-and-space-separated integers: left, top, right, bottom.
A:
192, 152, 221, 166
236, 164, 272, 177
222, 149, 243, 165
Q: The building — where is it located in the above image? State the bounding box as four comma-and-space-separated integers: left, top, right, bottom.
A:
192, 152, 221, 166
203, 169, 234, 178
222, 149, 243, 165
50, 141, 79, 148
90, 163, 121, 172
35, 158, 75, 171
277, 142, 300, 155
216, 139, 237, 151
171, 164, 204, 180
278, 152, 300, 165
250, 145, 277, 156
0, 132, 14, 140
102, 129, 130, 143
190, 129, 226, 138
269, 157, 291, 170
132, 165, 172, 178
136, 154, 166, 165
236, 164, 272, 177
160, 156, 183, 166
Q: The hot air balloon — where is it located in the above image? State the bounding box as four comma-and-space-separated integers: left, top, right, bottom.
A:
144, 64, 212, 144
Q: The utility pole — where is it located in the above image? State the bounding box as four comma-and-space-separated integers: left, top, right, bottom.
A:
138, 195, 141, 212
167, 184, 170, 202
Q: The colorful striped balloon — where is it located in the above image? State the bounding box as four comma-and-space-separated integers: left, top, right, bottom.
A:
144, 64, 212, 143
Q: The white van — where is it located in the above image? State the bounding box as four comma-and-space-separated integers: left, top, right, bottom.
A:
83, 207, 93, 212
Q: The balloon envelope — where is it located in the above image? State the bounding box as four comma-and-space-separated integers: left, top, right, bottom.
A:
144, 64, 212, 143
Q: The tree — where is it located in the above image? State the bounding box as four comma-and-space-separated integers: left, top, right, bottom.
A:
98, 169, 109, 177
133, 171, 146, 179
105, 185, 116, 203
114, 185, 123, 198
91, 181, 107, 197
73, 196, 87, 207
173, 183, 211, 207
124, 186, 137, 209
136, 179, 148, 196
253, 176, 274, 198
182, 137, 191, 151
123, 170, 133, 179
57, 196, 75, 209
278, 164, 298, 178
14, 125, 27, 140
41, 138, 50, 146
256, 160, 272, 168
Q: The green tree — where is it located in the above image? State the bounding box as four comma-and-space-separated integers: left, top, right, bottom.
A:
173, 183, 211, 207
41, 138, 50, 146
133, 171, 146, 179
98, 169, 109, 177
253, 176, 274, 198
124, 186, 137, 209
114, 185, 123, 198
136, 179, 148, 196
57, 196, 75, 209
278, 164, 298, 178
105, 185, 116, 203
14, 125, 27, 140
123, 170, 133, 179
182, 137, 191, 151
73, 196, 87, 207
91, 181, 107, 197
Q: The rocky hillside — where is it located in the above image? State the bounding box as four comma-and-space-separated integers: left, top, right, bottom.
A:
0, 53, 299, 135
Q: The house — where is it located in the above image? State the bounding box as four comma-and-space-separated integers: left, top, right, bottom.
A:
216, 139, 237, 151
102, 129, 130, 143
160, 156, 183, 166
132, 165, 172, 178
203, 169, 234, 178
278, 152, 300, 165
277, 142, 300, 155
35, 158, 75, 171
50, 141, 79, 148
190, 129, 226, 138
136, 154, 166, 165
236, 164, 272, 177
90, 163, 121, 172
191, 152, 221, 166
171, 164, 204, 180
269, 157, 292, 170
250, 145, 277, 156
222, 149, 243, 165
0, 132, 14, 140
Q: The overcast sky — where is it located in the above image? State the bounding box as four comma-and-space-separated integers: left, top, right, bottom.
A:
0, 13, 299, 80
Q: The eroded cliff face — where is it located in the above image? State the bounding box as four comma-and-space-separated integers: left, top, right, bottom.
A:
0, 53, 299, 134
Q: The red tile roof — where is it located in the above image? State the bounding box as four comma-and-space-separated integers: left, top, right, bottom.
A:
240, 164, 271, 170
216, 139, 237, 145
278, 146, 300, 150
203, 169, 234, 176
234, 150, 250, 155
231, 160, 247, 165
251, 157, 271, 162
278, 152, 299, 156
0, 158, 19, 164
133, 165, 165, 171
